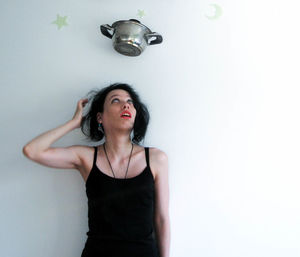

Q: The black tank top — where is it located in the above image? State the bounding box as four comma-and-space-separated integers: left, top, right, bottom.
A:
81, 146, 160, 257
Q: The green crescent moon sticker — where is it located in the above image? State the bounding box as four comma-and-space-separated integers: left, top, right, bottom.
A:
205, 4, 223, 20
51, 14, 68, 29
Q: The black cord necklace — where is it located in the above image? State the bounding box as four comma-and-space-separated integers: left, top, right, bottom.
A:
103, 142, 134, 179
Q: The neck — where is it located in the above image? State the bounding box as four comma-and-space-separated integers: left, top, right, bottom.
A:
104, 133, 133, 160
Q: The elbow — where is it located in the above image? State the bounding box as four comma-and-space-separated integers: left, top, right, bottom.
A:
155, 214, 170, 226
23, 145, 34, 159
154, 216, 171, 235
22, 145, 30, 157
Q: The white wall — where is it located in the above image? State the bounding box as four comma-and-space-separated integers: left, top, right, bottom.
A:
1, 0, 299, 256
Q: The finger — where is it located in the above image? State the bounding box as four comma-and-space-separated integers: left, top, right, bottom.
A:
82, 99, 89, 107
79, 98, 88, 104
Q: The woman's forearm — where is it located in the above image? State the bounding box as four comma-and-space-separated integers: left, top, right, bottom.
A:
155, 218, 171, 257
23, 119, 77, 158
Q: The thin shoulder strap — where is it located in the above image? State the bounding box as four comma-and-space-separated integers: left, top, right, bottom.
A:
93, 146, 98, 166
145, 147, 150, 167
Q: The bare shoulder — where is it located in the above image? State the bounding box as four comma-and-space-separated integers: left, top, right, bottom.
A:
148, 147, 168, 180
149, 147, 168, 162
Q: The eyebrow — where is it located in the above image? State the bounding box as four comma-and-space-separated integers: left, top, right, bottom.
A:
109, 94, 131, 100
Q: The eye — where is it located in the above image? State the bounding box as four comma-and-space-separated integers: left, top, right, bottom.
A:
128, 99, 133, 104
111, 98, 119, 103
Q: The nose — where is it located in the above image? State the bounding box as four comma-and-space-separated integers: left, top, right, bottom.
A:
122, 101, 130, 109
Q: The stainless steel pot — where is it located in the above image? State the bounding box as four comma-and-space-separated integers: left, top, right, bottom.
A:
100, 19, 163, 56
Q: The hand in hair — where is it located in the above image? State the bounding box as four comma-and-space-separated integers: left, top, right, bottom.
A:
72, 98, 89, 128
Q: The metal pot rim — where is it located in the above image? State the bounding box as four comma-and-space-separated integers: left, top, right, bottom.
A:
111, 19, 152, 33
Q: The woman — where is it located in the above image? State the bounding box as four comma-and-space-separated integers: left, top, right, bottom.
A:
23, 83, 170, 257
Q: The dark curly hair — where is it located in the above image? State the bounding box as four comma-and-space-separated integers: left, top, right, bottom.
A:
80, 83, 150, 144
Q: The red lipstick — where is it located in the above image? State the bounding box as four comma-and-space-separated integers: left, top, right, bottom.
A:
120, 110, 132, 119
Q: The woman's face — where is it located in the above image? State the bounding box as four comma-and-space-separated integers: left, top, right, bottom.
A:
97, 89, 137, 133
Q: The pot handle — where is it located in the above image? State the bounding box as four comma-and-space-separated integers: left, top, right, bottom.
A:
145, 32, 163, 45
100, 24, 114, 39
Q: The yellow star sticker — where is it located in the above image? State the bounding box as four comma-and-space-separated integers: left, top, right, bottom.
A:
51, 14, 68, 29
137, 9, 146, 18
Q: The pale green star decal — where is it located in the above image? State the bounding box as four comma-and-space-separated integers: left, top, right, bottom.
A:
51, 14, 68, 29
205, 4, 222, 20
137, 9, 146, 18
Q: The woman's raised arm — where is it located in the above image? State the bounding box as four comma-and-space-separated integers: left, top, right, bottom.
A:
22, 98, 88, 170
